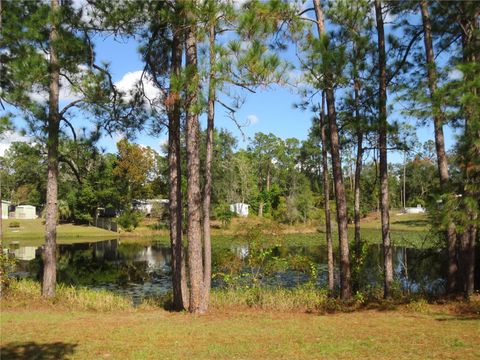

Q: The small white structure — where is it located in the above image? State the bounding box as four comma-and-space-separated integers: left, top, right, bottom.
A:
133, 199, 169, 216
1, 200, 10, 219
404, 205, 426, 214
15, 205, 37, 219
230, 203, 249, 217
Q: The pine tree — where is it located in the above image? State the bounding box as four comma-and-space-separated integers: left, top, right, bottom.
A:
1, 0, 118, 297
374, 0, 393, 299
313, 0, 352, 300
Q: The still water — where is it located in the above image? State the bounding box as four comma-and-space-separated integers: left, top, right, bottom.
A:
7, 238, 469, 304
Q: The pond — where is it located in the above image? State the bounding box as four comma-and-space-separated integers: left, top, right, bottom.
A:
6, 238, 477, 304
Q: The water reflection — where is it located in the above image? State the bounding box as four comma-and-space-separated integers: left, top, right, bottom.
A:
7, 239, 477, 304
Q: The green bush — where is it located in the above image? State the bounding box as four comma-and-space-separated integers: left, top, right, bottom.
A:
214, 203, 233, 228
0, 250, 16, 293
117, 210, 143, 231
9, 221, 20, 228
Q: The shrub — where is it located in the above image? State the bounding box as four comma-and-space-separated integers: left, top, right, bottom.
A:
214, 203, 233, 228
9, 221, 20, 228
0, 250, 16, 293
117, 210, 143, 231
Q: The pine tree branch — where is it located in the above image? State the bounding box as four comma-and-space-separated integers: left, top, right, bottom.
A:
60, 116, 77, 142
59, 155, 82, 184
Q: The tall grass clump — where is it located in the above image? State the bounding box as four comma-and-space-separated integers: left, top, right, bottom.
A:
210, 285, 344, 313
5, 279, 131, 311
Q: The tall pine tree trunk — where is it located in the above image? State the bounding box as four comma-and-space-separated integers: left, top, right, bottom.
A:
185, 19, 204, 314
459, 0, 478, 298
374, 0, 393, 299
353, 76, 363, 262
420, 0, 458, 295
42, 0, 60, 298
168, 26, 189, 311
200, 23, 215, 313
320, 93, 334, 294
466, 215, 477, 296
354, 131, 363, 260
313, 0, 351, 300
0, 0, 3, 293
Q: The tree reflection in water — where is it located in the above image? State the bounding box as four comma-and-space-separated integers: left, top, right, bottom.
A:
8, 239, 478, 303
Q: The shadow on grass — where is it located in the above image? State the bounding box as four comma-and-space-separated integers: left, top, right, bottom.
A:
391, 219, 429, 227
0, 341, 77, 360
436, 315, 480, 322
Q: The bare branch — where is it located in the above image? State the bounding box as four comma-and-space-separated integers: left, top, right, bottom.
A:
59, 155, 82, 184
60, 116, 77, 142
59, 99, 83, 118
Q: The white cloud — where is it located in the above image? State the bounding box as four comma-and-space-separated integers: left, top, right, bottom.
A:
115, 70, 162, 106
159, 137, 168, 153
28, 74, 83, 104
71, 0, 96, 24
0, 131, 31, 156
448, 69, 463, 80
112, 131, 125, 144
246, 114, 259, 125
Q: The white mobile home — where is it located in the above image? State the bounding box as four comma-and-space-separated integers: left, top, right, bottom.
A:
15, 205, 37, 219
230, 203, 249, 217
1, 200, 10, 219
132, 199, 169, 216
404, 205, 426, 214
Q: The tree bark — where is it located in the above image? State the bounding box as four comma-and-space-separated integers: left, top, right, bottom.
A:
375, 0, 393, 299
354, 130, 363, 261
185, 20, 204, 314
0, 0, 3, 293
320, 93, 334, 294
420, 0, 458, 295
42, 0, 60, 298
168, 26, 189, 311
353, 72, 363, 262
200, 22, 215, 313
465, 214, 477, 296
313, 0, 351, 300
458, 0, 478, 298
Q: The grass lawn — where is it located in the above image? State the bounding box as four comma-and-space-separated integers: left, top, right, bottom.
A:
1, 304, 479, 359
2, 219, 117, 244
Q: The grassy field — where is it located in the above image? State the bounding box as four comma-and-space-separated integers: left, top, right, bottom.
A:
1, 293, 479, 360
1, 212, 432, 248
2, 219, 117, 243
126, 211, 429, 236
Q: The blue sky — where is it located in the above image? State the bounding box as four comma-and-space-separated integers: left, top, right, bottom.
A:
90, 29, 459, 164
89, 33, 316, 154
1, 3, 461, 165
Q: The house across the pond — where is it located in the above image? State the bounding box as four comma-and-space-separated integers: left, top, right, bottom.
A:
132, 199, 169, 216
404, 205, 426, 214
14, 205, 37, 219
1, 200, 10, 219
230, 203, 249, 217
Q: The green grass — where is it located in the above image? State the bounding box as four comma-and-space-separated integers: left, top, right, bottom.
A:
1, 212, 433, 249
2, 219, 118, 244
1, 280, 479, 359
